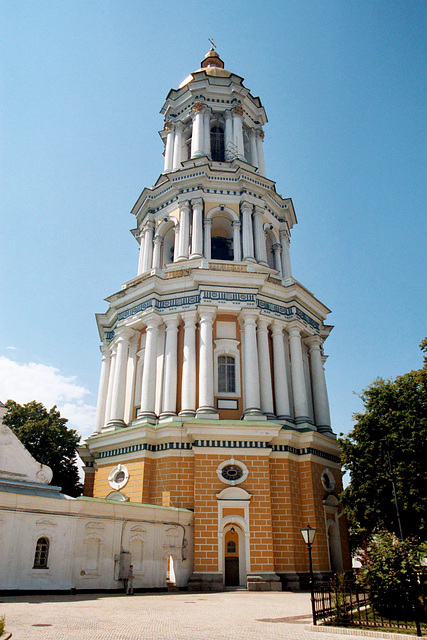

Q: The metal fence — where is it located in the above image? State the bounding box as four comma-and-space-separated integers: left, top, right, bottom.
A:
313, 576, 425, 637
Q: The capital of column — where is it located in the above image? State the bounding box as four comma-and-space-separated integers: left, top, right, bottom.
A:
153, 234, 163, 245
144, 219, 155, 232
280, 228, 290, 245
198, 306, 216, 324
164, 121, 173, 132
163, 314, 180, 330
256, 315, 271, 331
287, 323, 303, 338
192, 101, 205, 114
144, 313, 163, 330
270, 320, 285, 337
204, 218, 212, 227
233, 104, 243, 116
305, 335, 323, 350
238, 308, 260, 326
253, 204, 264, 218
191, 197, 203, 209
241, 201, 253, 215
100, 344, 110, 358
180, 200, 191, 214
225, 109, 233, 120
181, 310, 198, 325
232, 220, 241, 229
114, 325, 135, 343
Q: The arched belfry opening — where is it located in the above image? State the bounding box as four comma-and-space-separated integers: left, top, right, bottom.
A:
210, 211, 234, 260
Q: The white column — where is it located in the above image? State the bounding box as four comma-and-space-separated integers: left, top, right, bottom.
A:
137, 230, 145, 275
271, 321, 292, 420
152, 234, 163, 270
190, 197, 203, 258
142, 220, 155, 272
249, 129, 259, 168
241, 202, 255, 262
191, 103, 205, 158
288, 324, 310, 424
232, 220, 241, 262
256, 316, 275, 418
196, 307, 217, 416
173, 223, 180, 262
172, 122, 183, 170
160, 315, 179, 418
94, 345, 111, 433
256, 130, 266, 176
180, 311, 197, 417
233, 105, 245, 160
280, 229, 293, 282
177, 201, 190, 261
272, 243, 282, 275
139, 315, 162, 421
134, 345, 145, 408
124, 336, 138, 424
225, 110, 234, 160
204, 108, 211, 158
204, 218, 212, 260
104, 343, 117, 424
253, 205, 268, 265
306, 336, 332, 433
239, 310, 263, 417
164, 122, 175, 173
108, 327, 134, 427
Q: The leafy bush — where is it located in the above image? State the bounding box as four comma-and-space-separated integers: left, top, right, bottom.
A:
0, 615, 4, 634
357, 531, 426, 620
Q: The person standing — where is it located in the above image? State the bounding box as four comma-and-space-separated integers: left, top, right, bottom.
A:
127, 564, 134, 595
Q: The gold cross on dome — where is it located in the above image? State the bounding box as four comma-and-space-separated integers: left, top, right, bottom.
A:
208, 38, 216, 50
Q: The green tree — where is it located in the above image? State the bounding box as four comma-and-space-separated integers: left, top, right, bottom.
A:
3, 400, 82, 497
339, 339, 427, 548
357, 531, 426, 620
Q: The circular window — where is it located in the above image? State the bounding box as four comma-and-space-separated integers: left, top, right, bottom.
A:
321, 468, 336, 493
216, 458, 248, 485
108, 464, 129, 490
221, 464, 243, 482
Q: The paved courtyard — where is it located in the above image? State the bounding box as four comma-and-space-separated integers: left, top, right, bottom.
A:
0, 589, 413, 640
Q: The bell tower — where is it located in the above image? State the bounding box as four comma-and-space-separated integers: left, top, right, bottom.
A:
81, 48, 351, 591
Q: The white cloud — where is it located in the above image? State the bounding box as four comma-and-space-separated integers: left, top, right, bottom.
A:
0, 356, 96, 440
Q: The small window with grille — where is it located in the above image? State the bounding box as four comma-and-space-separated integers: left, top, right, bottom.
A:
33, 537, 49, 569
218, 355, 236, 393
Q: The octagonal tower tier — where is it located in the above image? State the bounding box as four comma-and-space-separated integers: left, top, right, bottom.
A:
82, 49, 350, 592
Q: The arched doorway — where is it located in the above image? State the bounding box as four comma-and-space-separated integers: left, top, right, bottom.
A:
224, 526, 240, 586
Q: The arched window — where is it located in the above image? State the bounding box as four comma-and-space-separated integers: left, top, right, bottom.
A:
33, 537, 49, 569
211, 126, 225, 161
227, 540, 237, 554
218, 356, 236, 393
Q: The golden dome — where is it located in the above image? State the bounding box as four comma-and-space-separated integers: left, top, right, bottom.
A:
178, 48, 232, 89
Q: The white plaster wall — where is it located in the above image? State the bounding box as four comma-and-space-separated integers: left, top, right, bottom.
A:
0, 492, 193, 591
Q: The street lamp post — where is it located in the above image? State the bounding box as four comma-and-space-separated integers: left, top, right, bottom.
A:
301, 523, 317, 625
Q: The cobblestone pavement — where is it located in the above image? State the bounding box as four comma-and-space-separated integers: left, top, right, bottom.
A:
0, 590, 409, 640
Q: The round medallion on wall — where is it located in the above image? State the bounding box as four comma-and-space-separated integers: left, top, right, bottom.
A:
108, 464, 129, 490
216, 458, 248, 485
321, 468, 336, 493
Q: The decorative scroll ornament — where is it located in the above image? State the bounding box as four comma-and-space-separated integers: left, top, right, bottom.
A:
233, 105, 244, 116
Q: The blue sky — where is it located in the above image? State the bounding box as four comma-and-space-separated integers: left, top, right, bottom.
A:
1, 0, 426, 440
